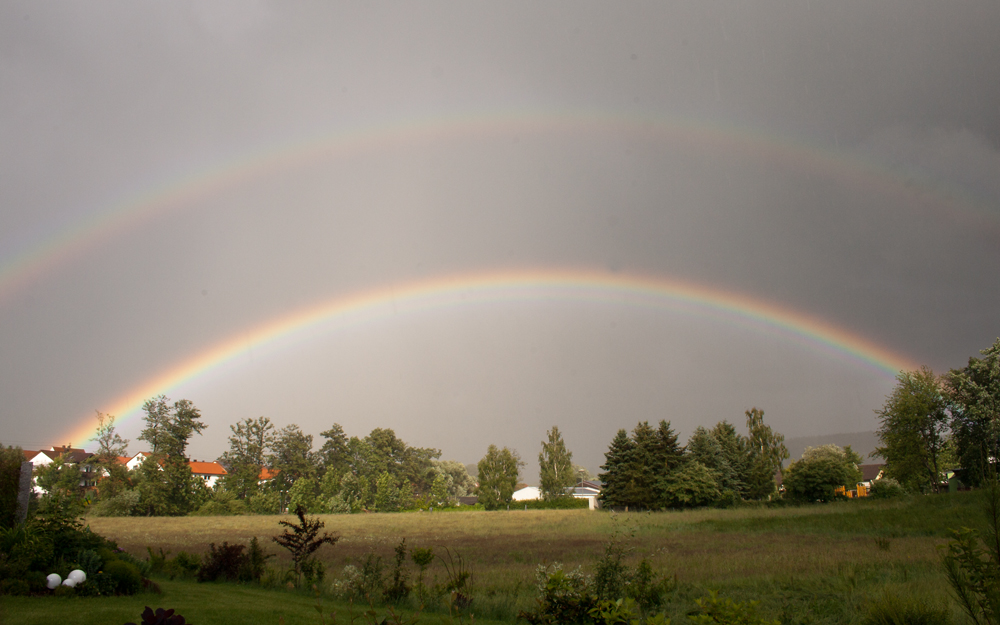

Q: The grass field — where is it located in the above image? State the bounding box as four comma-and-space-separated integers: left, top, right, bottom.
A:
2, 492, 985, 624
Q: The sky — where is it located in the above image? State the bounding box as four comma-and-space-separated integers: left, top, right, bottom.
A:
2, 1, 998, 479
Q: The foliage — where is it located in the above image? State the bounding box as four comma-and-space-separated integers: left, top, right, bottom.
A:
658, 460, 723, 509
476, 444, 524, 510
218, 416, 274, 500
104, 559, 144, 595
861, 591, 951, 625
435, 547, 474, 610
868, 477, 906, 499
942, 474, 1000, 625
519, 563, 598, 625
948, 338, 1000, 486
0, 443, 26, 529
875, 367, 952, 493
133, 396, 208, 516
288, 476, 320, 514
522, 497, 590, 510
688, 590, 779, 624
410, 546, 434, 604
190, 489, 247, 516
782, 445, 860, 502
539, 426, 576, 501
272, 505, 339, 582
124, 606, 191, 625
599, 421, 685, 510
385, 538, 411, 603
743, 408, 788, 500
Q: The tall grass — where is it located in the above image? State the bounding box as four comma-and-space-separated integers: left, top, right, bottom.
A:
69, 491, 984, 623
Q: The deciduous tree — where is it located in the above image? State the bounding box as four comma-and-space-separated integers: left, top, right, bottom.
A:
875, 367, 951, 493
782, 444, 859, 502
743, 408, 788, 500
947, 338, 1000, 486
476, 444, 524, 510
538, 426, 575, 501
219, 416, 275, 499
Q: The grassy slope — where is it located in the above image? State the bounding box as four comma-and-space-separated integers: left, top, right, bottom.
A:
2, 492, 983, 624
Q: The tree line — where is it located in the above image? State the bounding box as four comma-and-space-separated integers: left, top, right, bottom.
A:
597, 408, 790, 509
874, 337, 1000, 493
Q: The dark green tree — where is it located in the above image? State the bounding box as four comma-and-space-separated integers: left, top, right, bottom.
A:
219, 416, 275, 499
0, 444, 25, 528
538, 426, 575, 501
948, 338, 1000, 486
598, 429, 635, 509
875, 366, 951, 493
711, 420, 750, 498
476, 444, 523, 510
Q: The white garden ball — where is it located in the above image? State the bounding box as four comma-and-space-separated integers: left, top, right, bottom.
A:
68, 569, 87, 584
46, 574, 61, 589
62, 578, 77, 588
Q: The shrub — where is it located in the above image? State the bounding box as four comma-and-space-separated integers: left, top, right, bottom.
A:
521, 497, 590, 510
861, 592, 951, 625
272, 505, 339, 584
689, 590, 779, 625
385, 539, 410, 603
520, 563, 597, 625
103, 560, 143, 595
125, 606, 191, 625
868, 478, 906, 500
197, 542, 247, 582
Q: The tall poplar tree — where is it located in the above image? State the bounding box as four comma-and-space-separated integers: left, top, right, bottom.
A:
743, 408, 788, 500
538, 426, 575, 501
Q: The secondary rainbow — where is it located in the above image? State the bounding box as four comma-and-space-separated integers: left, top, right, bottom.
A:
59, 268, 920, 446
2, 109, 994, 303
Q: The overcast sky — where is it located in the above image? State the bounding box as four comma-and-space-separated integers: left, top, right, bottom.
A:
2, 1, 998, 479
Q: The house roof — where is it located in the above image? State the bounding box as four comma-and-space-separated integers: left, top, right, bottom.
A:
48, 446, 93, 463
859, 464, 885, 482
259, 467, 280, 480
189, 461, 227, 476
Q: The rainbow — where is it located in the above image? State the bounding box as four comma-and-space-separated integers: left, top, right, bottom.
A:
59, 268, 921, 447
1, 109, 995, 303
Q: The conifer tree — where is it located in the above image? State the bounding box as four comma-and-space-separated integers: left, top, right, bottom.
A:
598, 429, 634, 509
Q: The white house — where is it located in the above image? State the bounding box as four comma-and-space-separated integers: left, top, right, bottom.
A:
188, 460, 228, 488
512, 486, 541, 501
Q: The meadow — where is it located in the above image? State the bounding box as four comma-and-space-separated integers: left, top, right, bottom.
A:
1, 492, 984, 624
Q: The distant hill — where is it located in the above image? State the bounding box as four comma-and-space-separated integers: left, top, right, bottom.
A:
784, 431, 882, 462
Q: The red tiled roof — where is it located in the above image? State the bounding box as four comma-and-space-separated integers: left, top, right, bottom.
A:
259, 467, 279, 480
188, 461, 227, 476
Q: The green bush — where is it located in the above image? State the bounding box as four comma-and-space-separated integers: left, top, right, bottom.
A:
103, 559, 143, 595
522, 497, 590, 510
868, 478, 906, 500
